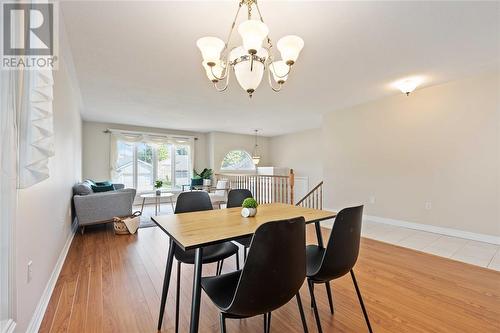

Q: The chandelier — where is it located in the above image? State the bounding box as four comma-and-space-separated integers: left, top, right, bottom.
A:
196, 0, 304, 98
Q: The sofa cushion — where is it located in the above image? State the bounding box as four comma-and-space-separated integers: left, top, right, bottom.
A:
91, 184, 115, 192
95, 181, 112, 186
73, 182, 92, 195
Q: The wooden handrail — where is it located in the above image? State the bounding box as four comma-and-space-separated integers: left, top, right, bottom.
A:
295, 181, 323, 210
295, 181, 323, 206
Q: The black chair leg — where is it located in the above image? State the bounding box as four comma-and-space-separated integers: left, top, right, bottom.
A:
216, 261, 220, 275
296, 293, 309, 333
350, 270, 373, 333
175, 261, 181, 333
267, 312, 272, 333
307, 279, 323, 333
217, 259, 224, 275
235, 252, 240, 270
263, 313, 268, 333
310, 282, 314, 308
220, 313, 227, 333
325, 282, 334, 314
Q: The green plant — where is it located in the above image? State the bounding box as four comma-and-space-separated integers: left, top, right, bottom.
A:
193, 168, 213, 180
154, 180, 163, 189
242, 198, 258, 209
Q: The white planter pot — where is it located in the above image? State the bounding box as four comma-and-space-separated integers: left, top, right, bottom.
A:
241, 207, 257, 217
203, 179, 211, 186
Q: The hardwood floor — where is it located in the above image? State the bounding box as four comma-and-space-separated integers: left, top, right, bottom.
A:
39, 223, 500, 333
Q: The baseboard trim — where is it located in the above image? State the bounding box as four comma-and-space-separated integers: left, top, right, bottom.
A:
322, 207, 500, 245
364, 214, 500, 245
25, 223, 77, 333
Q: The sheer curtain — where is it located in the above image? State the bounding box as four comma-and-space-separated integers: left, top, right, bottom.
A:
108, 130, 195, 189
17, 69, 55, 188
0, 70, 18, 333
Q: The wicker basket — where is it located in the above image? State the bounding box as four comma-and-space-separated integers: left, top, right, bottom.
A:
113, 217, 130, 235
113, 211, 141, 235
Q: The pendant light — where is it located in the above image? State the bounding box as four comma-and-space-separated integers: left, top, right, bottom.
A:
252, 129, 261, 165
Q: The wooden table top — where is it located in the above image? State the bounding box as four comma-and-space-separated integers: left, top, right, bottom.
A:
152, 203, 337, 250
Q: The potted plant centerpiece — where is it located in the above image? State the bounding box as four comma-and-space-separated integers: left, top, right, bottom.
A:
241, 198, 258, 217
154, 180, 163, 195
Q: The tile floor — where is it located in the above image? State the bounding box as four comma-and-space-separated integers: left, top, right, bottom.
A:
359, 220, 500, 271
135, 202, 500, 272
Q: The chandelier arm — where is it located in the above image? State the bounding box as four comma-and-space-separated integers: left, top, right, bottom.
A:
267, 65, 283, 92
269, 61, 292, 79
213, 81, 229, 92
213, 64, 231, 92
210, 64, 227, 81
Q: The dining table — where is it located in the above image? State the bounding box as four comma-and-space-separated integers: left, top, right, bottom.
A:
152, 202, 337, 333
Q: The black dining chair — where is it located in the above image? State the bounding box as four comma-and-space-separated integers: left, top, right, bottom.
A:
226, 189, 253, 260
201, 217, 309, 333
306, 205, 373, 333
173, 191, 240, 333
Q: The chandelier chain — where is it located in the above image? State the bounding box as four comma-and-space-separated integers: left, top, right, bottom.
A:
254, 1, 273, 50
224, 1, 244, 52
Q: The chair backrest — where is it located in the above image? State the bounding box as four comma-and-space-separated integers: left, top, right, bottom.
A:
174, 191, 213, 214
226, 189, 253, 208
224, 217, 306, 317
214, 180, 228, 197
314, 205, 364, 281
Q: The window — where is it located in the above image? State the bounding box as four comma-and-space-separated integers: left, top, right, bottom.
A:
113, 140, 192, 192
220, 150, 256, 171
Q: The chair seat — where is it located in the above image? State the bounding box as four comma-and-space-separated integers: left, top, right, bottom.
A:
201, 270, 241, 311
306, 245, 325, 278
175, 242, 239, 264
235, 236, 252, 248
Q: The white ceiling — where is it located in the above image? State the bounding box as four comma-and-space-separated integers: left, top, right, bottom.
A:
61, 1, 500, 136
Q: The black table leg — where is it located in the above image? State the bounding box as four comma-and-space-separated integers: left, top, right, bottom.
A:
314, 221, 324, 248
189, 247, 203, 333
158, 238, 176, 330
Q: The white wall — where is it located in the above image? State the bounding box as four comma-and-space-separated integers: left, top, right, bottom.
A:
82, 121, 209, 180
269, 71, 500, 238
15, 57, 82, 331
208, 131, 270, 173
269, 128, 323, 187
323, 71, 500, 237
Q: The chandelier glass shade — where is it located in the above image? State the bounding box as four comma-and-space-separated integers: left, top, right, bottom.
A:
196, 0, 304, 97
196, 37, 225, 64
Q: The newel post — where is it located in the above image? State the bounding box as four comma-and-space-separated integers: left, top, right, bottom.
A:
289, 169, 295, 204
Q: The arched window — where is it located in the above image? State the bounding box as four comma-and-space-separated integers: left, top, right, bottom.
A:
220, 150, 256, 171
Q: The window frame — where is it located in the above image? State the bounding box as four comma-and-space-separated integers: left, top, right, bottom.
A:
115, 141, 193, 193
220, 149, 256, 172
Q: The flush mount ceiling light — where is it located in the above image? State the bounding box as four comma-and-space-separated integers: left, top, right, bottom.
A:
196, 0, 304, 98
392, 77, 425, 96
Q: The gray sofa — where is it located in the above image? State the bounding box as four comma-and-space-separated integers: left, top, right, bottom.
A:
73, 180, 136, 232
